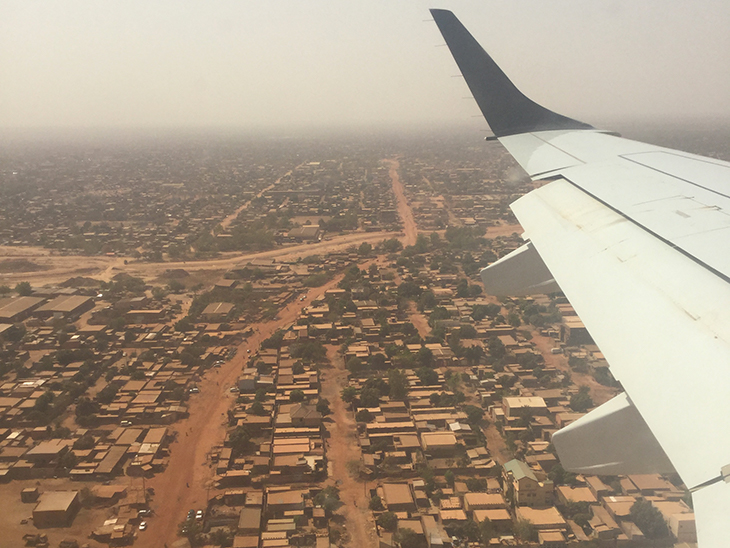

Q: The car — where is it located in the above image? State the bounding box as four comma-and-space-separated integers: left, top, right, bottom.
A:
188, 387, 199, 393
229, 386, 239, 393
195, 510, 204, 520
187, 509, 195, 520
139, 521, 147, 531
120, 420, 132, 426
246, 349, 250, 353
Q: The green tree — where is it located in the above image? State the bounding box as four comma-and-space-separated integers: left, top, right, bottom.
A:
444, 470, 455, 486
341, 386, 358, 403
289, 389, 304, 403
15, 281, 32, 296
388, 368, 408, 400
377, 511, 398, 532
514, 519, 538, 541
630, 499, 669, 539
59, 450, 78, 469
360, 387, 381, 408
356, 409, 374, 423
316, 398, 331, 416
416, 366, 438, 386
417, 346, 434, 367
394, 528, 422, 548
569, 386, 594, 412
369, 495, 384, 511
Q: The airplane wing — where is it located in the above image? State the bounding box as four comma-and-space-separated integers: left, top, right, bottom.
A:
431, 9, 730, 546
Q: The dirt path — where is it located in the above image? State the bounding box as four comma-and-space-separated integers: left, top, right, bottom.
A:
484, 423, 512, 465
407, 302, 430, 339
529, 329, 618, 406
214, 166, 297, 235
0, 231, 400, 286
321, 345, 378, 548
384, 158, 417, 247
142, 274, 350, 548
484, 223, 522, 238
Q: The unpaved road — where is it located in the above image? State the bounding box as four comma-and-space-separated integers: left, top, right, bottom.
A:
529, 329, 618, 406
384, 158, 418, 247
141, 274, 350, 548
0, 230, 401, 287
321, 345, 378, 548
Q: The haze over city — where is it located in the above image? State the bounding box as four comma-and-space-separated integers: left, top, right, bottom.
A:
2, 0, 730, 132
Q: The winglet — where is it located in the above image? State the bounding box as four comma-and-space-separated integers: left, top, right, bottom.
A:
430, 9, 593, 137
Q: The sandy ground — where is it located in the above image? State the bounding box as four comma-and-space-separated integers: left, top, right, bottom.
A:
321, 346, 378, 548
484, 223, 523, 238
0, 476, 138, 548
529, 329, 618, 406
407, 302, 430, 340
141, 272, 351, 548
0, 231, 401, 287
384, 158, 418, 247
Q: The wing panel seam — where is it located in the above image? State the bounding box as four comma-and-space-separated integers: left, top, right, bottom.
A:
561, 175, 730, 286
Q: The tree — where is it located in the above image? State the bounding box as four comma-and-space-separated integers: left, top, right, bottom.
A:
289, 389, 304, 403
59, 450, 77, 469
346, 357, 365, 374
358, 242, 372, 256
416, 366, 439, 386
75, 397, 99, 418
96, 384, 118, 404
341, 386, 357, 404
73, 434, 96, 450
249, 401, 267, 416
316, 398, 331, 416
444, 470, 455, 486
463, 405, 485, 425
569, 386, 594, 412
417, 346, 434, 367
15, 281, 32, 296
209, 528, 234, 547
377, 511, 398, 532
369, 495, 384, 511
175, 317, 193, 332
388, 368, 408, 401
360, 387, 381, 408
313, 486, 343, 513
630, 499, 669, 539
487, 336, 506, 360
514, 519, 538, 542
229, 426, 252, 458
394, 528, 422, 548
548, 463, 578, 486
356, 409, 373, 423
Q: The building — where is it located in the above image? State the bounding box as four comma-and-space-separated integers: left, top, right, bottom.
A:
0, 296, 44, 322
201, 302, 235, 321
238, 507, 262, 535
33, 491, 80, 527
381, 483, 417, 512
34, 296, 93, 320
503, 459, 553, 507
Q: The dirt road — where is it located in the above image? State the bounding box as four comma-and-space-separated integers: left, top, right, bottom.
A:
141, 274, 350, 547
407, 302, 430, 339
529, 329, 618, 406
321, 346, 378, 548
384, 158, 418, 247
0, 231, 400, 287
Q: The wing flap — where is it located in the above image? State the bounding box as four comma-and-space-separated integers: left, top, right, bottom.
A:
513, 178, 730, 492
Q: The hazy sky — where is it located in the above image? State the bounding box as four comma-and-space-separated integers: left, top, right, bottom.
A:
2, 0, 729, 131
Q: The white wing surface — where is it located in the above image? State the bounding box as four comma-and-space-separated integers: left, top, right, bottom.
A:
431, 9, 730, 547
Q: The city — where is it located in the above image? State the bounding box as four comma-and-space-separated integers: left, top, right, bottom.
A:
0, 128, 710, 547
